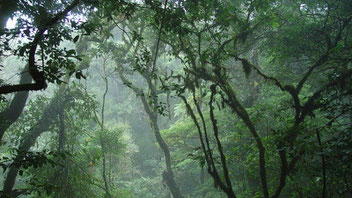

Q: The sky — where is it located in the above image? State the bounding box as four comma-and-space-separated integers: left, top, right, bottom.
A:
6, 18, 17, 29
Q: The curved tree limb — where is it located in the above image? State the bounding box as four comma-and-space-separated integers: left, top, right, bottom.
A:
0, 0, 80, 95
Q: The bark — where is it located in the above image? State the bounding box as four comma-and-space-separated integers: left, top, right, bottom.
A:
175, 33, 269, 197
0, 0, 80, 95
220, 82, 269, 198
101, 148, 111, 198
1, 87, 69, 197
117, 68, 183, 198
49, 110, 68, 190
100, 70, 112, 198
181, 94, 236, 198
115, 34, 183, 197
316, 129, 326, 198
141, 96, 184, 198
0, 66, 31, 143
209, 87, 236, 198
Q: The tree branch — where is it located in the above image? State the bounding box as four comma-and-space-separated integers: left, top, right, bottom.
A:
0, 0, 80, 95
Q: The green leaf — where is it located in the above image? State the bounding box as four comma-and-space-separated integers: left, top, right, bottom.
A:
73, 35, 79, 43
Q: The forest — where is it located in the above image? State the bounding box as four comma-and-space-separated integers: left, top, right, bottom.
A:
0, 0, 351, 197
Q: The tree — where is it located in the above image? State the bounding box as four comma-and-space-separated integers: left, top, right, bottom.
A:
113, 16, 184, 198
1, 85, 74, 197
0, 0, 83, 94
1, 0, 352, 197
158, 0, 352, 197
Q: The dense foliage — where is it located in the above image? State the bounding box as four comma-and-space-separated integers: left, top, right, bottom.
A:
0, 0, 351, 197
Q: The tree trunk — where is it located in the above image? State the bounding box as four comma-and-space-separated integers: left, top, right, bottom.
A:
101, 143, 112, 198
139, 94, 183, 198
0, 66, 31, 143
117, 64, 183, 198
150, 114, 183, 198
1, 87, 68, 197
